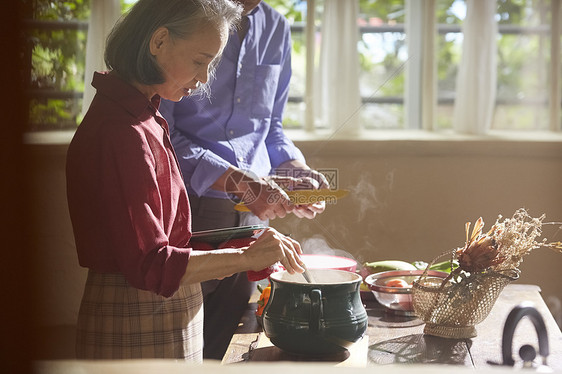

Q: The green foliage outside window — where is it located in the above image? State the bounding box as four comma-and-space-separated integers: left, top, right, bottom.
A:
26, 0, 131, 130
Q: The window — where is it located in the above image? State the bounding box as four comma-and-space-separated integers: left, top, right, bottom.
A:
279, 0, 561, 133
23, 0, 90, 131
492, 0, 553, 130
434, 0, 555, 131
23, 0, 132, 132
23, 0, 562, 134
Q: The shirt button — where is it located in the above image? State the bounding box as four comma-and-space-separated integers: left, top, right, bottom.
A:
236, 97, 241, 103
237, 156, 244, 162
238, 63, 242, 70
229, 130, 234, 136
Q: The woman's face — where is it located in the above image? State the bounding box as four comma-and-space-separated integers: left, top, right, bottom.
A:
150, 24, 226, 102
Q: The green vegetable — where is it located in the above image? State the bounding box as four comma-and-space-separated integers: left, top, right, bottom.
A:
428, 260, 458, 273
412, 260, 458, 273
362, 259, 459, 276
363, 260, 417, 274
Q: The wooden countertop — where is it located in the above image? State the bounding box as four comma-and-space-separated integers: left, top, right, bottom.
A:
222, 284, 562, 370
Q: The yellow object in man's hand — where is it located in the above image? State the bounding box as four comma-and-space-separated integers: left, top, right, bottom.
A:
234, 189, 349, 212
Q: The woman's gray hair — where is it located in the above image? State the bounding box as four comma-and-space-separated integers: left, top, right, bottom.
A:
105, 0, 242, 97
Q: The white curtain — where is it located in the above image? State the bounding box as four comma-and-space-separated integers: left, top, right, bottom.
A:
315, 0, 361, 137
81, 0, 121, 117
453, 0, 498, 134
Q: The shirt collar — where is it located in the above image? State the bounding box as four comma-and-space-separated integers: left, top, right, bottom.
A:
236, 3, 262, 30
91, 71, 160, 120
247, 3, 261, 17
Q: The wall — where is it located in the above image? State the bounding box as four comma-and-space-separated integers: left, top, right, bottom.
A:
26, 134, 562, 358
275, 136, 562, 324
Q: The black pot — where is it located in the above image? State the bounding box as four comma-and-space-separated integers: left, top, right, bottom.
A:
263, 269, 367, 356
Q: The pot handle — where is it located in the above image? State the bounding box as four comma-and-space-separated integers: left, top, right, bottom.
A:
310, 288, 323, 333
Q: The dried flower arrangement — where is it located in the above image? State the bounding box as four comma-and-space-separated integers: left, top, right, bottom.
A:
412, 208, 562, 338
447, 208, 562, 283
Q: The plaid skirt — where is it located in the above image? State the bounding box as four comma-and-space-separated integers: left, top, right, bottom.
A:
76, 271, 203, 361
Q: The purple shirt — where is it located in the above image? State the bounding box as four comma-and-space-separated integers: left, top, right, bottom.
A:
159, 2, 304, 199
66, 71, 192, 297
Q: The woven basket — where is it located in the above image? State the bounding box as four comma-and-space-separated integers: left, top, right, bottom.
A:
412, 261, 519, 339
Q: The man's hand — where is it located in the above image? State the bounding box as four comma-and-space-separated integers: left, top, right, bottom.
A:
276, 160, 330, 219
213, 163, 331, 220
213, 167, 297, 220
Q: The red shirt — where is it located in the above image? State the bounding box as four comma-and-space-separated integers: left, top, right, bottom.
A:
66, 72, 192, 297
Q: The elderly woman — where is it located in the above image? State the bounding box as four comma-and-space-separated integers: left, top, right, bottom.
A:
66, 0, 304, 361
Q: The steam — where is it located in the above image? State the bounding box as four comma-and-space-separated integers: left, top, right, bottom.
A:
348, 169, 395, 221
283, 166, 396, 269
301, 234, 356, 262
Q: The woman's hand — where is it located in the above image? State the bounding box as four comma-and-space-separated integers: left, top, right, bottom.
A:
243, 228, 305, 274
183, 228, 304, 284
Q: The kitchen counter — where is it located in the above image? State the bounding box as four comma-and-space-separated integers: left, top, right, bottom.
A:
222, 284, 562, 370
